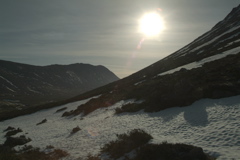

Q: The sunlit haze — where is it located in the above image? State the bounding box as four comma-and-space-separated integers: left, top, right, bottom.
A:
139, 12, 165, 37
0, 0, 239, 78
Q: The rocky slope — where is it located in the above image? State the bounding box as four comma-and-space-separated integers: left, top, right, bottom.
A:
1, 5, 240, 121
61, 4, 240, 117
0, 4, 240, 160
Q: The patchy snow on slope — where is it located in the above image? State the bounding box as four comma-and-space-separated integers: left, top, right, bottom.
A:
157, 46, 240, 76
235, 39, 240, 43
0, 76, 18, 88
27, 87, 42, 94
224, 38, 240, 47
66, 71, 83, 83
134, 80, 146, 86
0, 95, 240, 160
168, 25, 240, 59
189, 25, 240, 53
6, 86, 16, 92
34, 73, 42, 78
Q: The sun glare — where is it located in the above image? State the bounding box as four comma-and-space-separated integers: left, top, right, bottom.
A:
139, 12, 164, 37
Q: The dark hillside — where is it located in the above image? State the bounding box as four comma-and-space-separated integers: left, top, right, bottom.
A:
1, 4, 240, 121
61, 4, 240, 117
0, 61, 119, 120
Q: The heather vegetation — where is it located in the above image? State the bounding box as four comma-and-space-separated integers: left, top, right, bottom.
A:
132, 143, 216, 160
55, 107, 67, 113
101, 129, 153, 159
0, 6, 239, 160
74, 54, 240, 115
0, 127, 69, 160
0, 60, 119, 120
2, 54, 240, 121
4, 126, 15, 132
36, 118, 47, 125
115, 103, 144, 114
86, 129, 216, 160
4, 127, 23, 137
0, 145, 69, 160
71, 126, 81, 134
62, 93, 125, 117
60, 53, 240, 118
4, 135, 31, 147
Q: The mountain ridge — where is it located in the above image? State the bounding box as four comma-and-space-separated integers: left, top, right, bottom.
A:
1, 4, 240, 121
0, 4, 240, 160
0, 60, 119, 118
127, 4, 240, 82
59, 4, 240, 117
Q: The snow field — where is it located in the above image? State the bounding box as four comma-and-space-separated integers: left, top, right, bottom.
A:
0, 95, 239, 160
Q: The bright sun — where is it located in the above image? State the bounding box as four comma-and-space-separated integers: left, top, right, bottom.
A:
139, 12, 164, 37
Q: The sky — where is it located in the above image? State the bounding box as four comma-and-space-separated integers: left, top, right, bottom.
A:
0, 0, 239, 78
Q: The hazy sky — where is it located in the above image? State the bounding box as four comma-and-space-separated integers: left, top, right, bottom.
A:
1, 0, 239, 78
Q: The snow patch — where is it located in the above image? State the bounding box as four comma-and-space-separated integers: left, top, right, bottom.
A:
134, 80, 145, 86
6, 86, 16, 92
66, 71, 83, 83
27, 87, 42, 94
158, 46, 240, 76
189, 25, 240, 53
0, 76, 18, 88
0, 95, 239, 160
34, 73, 42, 78
224, 38, 240, 47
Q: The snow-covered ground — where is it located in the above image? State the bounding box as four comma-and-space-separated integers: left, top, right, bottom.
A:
0, 95, 239, 160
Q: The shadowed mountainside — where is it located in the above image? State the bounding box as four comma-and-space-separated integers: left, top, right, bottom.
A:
0, 61, 119, 119
1, 4, 240, 121
61, 4, 240, 117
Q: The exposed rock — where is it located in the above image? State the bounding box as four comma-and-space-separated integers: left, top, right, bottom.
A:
4, 135, 31, 147
71, 126, 81, 134
3, 126, 15, 132
181, 147, 207, 160
5, 128, 22, 137
36, 119, 47, 125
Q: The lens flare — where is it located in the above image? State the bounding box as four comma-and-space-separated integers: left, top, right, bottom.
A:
87, 128, 98, 137
125, 8, 165, 74
137, 38, 145, 50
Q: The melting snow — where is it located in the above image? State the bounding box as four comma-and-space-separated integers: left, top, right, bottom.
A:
134, 80, 145, 86
34, 73, 42, 78
27, 87, 42, 94
170, 25, 240, 59
224, 38, 240, 47
0, 76, 18, 88
158, 46, 240, 76
0, 95, 239, 160
66, 71, 83, 83
189, 25, 240, 53
6, 86, 16, 92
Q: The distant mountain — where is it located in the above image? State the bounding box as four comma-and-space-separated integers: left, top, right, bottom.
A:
0, 5, 240, 160
0, 61, 119, 115
1, 5, 240, 121
1, 5, 239, 160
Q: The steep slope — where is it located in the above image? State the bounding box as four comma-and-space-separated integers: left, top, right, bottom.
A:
0, 4, 240, 160
0, 61, 119, 117
58, 4, 240, 117
0, 94, 239, 159
2, 5, 240, 121
124, 4, 240, 83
